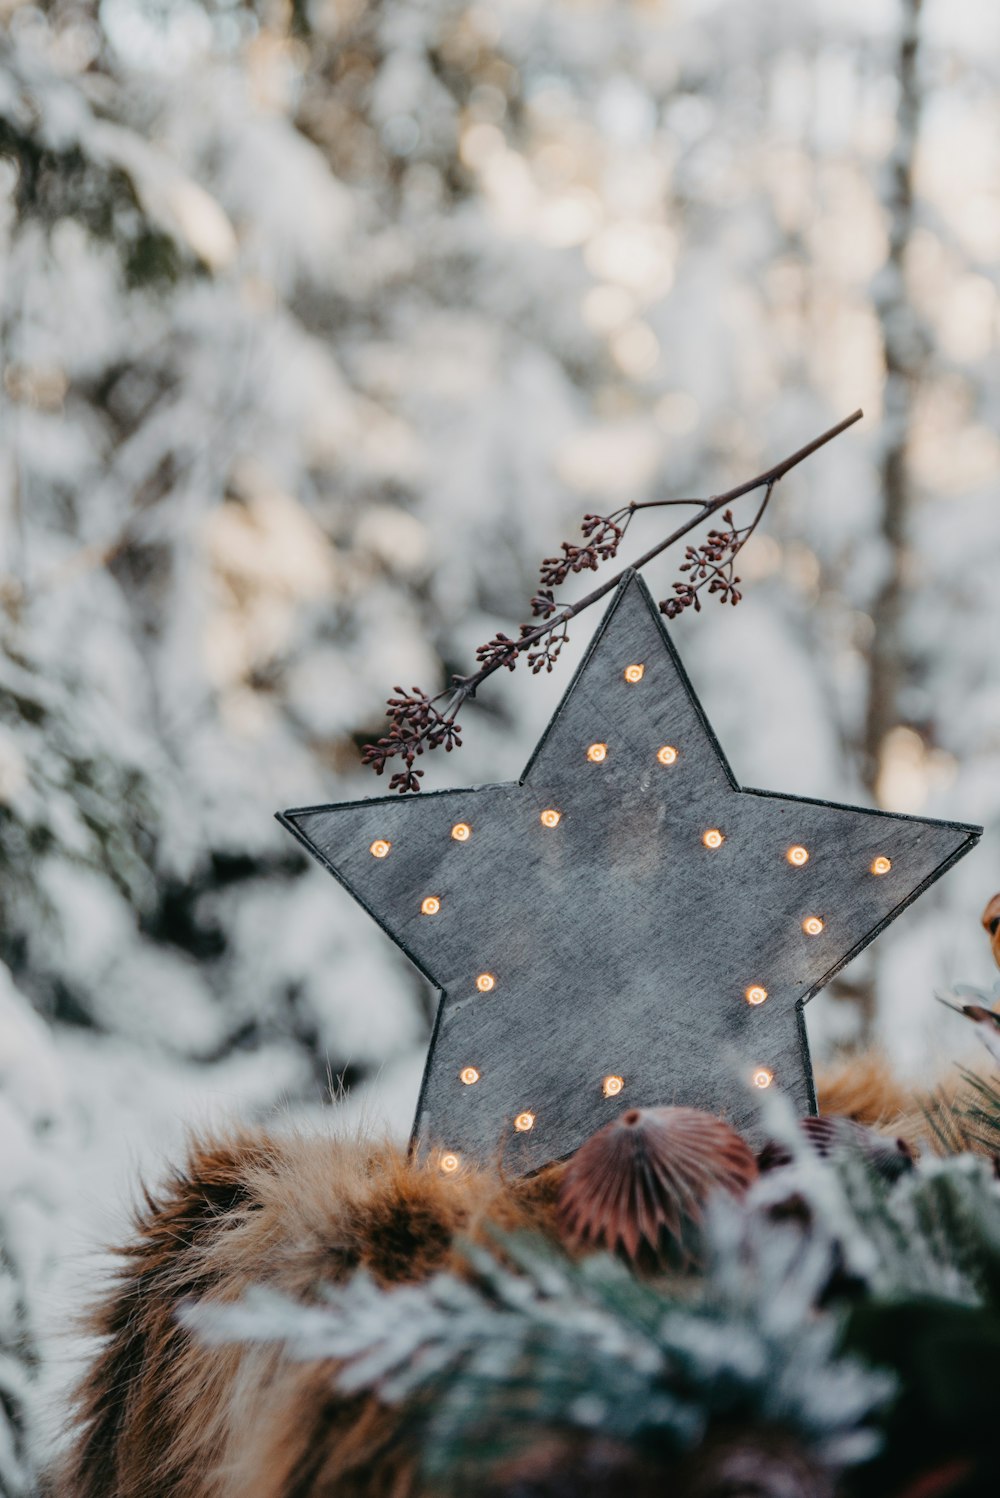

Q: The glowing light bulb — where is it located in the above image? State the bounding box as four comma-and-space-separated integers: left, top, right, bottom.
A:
540, 808, 561, 828
451, 823, 471, 842
514, 1111, 535, 1132
586, 742, 608, 763
624, 663, 645, 684
440, 1152, 460, 1174
752, 1068, 773, 1090
476, 973, 495, 993
703, 829, 724, 849
370, 839, 391, 858
745, 985, 768, 1006
787, 845, 809, 866
657, 745, 678, 766
421, 896, 441, 916
871, 855, 892, 876
802, 916, 824, 936
460, 1066, 480, 1085
602, 1074, 624, 1097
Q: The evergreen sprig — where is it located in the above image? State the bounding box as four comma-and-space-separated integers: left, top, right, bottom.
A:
192, 1201, 894, 1490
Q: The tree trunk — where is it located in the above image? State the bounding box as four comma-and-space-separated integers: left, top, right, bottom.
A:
864, 0, 926, 799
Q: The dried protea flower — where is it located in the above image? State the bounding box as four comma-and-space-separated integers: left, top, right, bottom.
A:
673, 1426, 835, 1498
557, 1106, 758, 1267
757, 1114, 915, 1182
483, 1435, 663, 1498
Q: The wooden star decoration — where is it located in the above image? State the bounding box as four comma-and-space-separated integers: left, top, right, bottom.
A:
280, 573, 981, 1174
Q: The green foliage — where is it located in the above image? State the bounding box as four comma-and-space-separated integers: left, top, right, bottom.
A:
0, 102, 187, 289
0, 644, 160, 1017
952, 1069, 1000, 1157
833, 1151, 1000, 1303
920, 1063, 1000, 1162
844, 1299, 1000, 1498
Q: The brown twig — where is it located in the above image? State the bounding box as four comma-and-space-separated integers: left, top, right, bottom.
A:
364, 409, 862, 791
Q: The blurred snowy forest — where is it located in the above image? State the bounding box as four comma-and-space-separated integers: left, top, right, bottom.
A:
1, 0, 999, 1485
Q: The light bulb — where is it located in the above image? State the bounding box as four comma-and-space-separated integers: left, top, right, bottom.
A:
787, 845, 809, 866
602, 1074, 624, 1097
451, 823, 471, 842
745, 985, 768, 1006
802, 915, 824, 936
871, 855, 892, 876
421, 896, 441, 916
703, 829, 724, 849
514, 1111, 535, 1132
540, 808, 561, 828
586, 742, 608, 763
657, 745, 678, 766
624, 663, 645, 684
370, 839, 391, 858
752, 1068, 773, 1090
475, 973, 495, 992
439, 1152, 460, 1174
460, 1066, 480, 1085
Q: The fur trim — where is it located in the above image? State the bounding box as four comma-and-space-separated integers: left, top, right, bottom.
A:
817, 1051, 978, 1156
816, 1051, 916, 1130
57, 1130, 562, 1498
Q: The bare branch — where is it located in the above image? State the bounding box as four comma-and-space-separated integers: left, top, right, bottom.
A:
364, 410, 862, 790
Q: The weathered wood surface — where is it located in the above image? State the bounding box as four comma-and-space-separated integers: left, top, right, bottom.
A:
281, 572, 981, 1173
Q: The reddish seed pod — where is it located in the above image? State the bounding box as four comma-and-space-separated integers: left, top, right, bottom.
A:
558, 1105, 758, 1268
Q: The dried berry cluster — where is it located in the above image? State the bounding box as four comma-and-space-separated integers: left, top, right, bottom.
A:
527, 616, 570, 674
661, 508, 748, 618
537, 512, 629, 591
361, 688, 462, 794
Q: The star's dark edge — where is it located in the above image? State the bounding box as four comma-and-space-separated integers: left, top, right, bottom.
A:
278, 568, 983, 1151
277, 780, 517, 992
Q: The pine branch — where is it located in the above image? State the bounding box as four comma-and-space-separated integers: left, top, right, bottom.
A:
190, 1186, 892, 1492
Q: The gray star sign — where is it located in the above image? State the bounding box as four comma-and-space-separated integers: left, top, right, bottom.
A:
280, 573, 981, 1175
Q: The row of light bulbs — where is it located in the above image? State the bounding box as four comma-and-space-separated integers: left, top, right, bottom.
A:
372, 832, 892, 886
430, 968, 809, 1013
585, 740, 681, 765
436, 1062, 776, 1174
457, 1067, 623, 1097
455, 969, 822, 1009
371, 828, 893, 880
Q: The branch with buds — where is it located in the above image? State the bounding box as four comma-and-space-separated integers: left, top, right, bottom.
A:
363, 409, 863, 793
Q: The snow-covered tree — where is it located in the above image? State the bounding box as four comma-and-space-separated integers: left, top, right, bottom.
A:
2, 0, 1000, 1477
0, 965, 66, 1496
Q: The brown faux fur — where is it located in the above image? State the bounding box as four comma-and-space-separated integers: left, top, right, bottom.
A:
816, 1050, 968, 1154
815, 1050, 917, 1130
58, 1047, 990, 1498
57, 1131, 563, 1498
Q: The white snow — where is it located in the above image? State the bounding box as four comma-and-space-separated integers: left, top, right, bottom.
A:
1, 0, 1000, 1486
